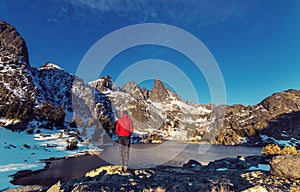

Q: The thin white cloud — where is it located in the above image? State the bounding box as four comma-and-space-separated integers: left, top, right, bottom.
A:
64, 0, 249, 27
0, 163, 38, 173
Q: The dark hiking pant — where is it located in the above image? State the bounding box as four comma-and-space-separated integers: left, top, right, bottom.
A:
118, 136, 130, 166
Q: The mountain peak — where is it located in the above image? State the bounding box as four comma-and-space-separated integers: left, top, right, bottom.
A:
88, 75, 117, 92
150, 78, 166, 102
39, 62, 63, 70
0, 21, 36, 126
260, 89, 300, 115
153, 78, 165, 89
150, 78, 181, 102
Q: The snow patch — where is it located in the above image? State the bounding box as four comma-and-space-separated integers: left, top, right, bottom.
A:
0, 127, 103, 189
0, 118, 21, 126
248, 164, 270, 171
0, 163, 38, 173
39, 63, 63, 70
216, 168, 228, 171
260, 134, 300, 146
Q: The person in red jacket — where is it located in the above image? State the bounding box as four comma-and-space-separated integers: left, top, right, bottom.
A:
116, 110, 133, 170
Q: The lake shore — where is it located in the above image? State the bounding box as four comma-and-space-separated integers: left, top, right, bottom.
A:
10, 154, 111, 187
8, 152, 300, 192
9, 143, 263, 187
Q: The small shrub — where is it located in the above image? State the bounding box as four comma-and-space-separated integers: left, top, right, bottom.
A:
156, 187, 166, 192
290, 187, 300, 192
282, 146, 297, 154
262, 144, 281, 155
262, 144, 298, 155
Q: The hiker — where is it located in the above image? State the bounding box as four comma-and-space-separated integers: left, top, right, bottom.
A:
116, 110, 133, 171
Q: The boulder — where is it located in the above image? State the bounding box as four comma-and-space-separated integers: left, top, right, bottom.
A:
241, 185, 268, 192
270, 154, 300, 179
183, 159, 202, 168
46, 181, 62, 192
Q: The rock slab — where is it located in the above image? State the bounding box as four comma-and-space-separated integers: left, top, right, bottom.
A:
270, 154, 300, 179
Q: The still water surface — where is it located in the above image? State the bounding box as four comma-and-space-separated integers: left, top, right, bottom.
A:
101, 142, 262, 168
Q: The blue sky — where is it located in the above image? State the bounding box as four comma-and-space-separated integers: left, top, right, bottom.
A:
0, 0, 299, 105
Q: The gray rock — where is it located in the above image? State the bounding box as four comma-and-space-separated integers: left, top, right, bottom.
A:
270, 154, 300, 179
241, 185, 268, 192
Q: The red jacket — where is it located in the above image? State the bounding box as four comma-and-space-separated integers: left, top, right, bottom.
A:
116, 114, 133, 136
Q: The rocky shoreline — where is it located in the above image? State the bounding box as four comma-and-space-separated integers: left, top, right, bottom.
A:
5, 154, 300, 192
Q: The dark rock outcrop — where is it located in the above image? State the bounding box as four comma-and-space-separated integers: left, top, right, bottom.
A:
0, 21, 36, 128
270, 154, 300, 179
0, 21, 29, 65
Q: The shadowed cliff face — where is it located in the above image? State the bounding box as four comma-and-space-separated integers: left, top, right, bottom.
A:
0, 21, 29, 65
0, 21, 36, 126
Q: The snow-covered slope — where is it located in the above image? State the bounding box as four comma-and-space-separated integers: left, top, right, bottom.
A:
89, 77, 213, 141
35, 62, 74, 111
0, 126, 103, 189
90, 77, 300, 147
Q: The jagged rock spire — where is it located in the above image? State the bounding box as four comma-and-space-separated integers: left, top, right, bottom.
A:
150, 78, 181, 103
